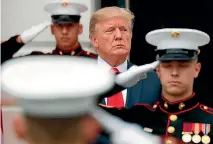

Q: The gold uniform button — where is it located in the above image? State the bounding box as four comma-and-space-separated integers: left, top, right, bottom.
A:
167, 126, 175, 133
153, 104, 157, 109
179, 102, 185, 110
164, 102, 168, 109
170, 115, 177, 121
165, 139, 173, 144
71, 51, 75, 55
203, 106, 208, 110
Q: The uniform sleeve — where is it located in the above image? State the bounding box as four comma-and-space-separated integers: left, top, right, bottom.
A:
1, 35, 25, 64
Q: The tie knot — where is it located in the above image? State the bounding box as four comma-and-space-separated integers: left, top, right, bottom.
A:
110, 67, 120, 73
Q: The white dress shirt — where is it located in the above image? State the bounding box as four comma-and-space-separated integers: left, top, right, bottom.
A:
97, 56, 127, 105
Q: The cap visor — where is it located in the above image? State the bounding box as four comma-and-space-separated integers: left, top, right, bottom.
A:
157, 53, 197, 61
53, 21, 76, 24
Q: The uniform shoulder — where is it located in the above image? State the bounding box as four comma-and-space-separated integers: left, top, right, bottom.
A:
133, 102, 159, 112
30, 51, 52, 55
83, 50, 97, 58
199, 104, 213, 115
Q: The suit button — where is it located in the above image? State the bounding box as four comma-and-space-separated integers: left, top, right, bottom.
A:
170, 115, 177, 121
167, 126, 175, 134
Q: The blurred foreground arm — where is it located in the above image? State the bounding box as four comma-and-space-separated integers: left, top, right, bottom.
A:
99, 61, 160, 100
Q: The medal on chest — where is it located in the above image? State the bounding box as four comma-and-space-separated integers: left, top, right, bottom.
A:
201, 124, 211, 144
182, 123, 193, 143
182, 122, 211, 144
192, 123, 201, 143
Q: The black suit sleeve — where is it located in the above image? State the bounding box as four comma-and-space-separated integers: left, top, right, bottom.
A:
1, 35, 24, 64
98, 84, 126, 103
99, 104, 150, 126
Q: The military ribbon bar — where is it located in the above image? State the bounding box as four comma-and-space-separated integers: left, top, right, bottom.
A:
183, 122, 193, 133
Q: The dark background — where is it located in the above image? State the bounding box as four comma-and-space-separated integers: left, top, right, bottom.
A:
101, 0, 213, 107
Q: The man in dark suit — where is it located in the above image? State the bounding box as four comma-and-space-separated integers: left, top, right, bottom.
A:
89, 6, 161, 109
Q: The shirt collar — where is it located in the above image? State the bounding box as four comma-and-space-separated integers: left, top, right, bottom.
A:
97, 56, 127, 72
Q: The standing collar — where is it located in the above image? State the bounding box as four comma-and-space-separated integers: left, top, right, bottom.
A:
97, 56, 127, 72
52, 43, 84, 56
159, 93, 199, 114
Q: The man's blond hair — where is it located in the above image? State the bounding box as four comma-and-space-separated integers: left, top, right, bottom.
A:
89, 6, 135, 36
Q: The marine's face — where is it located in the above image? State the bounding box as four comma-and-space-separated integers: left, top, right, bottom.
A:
156, 60, 201, 97
51, 23, 83, 49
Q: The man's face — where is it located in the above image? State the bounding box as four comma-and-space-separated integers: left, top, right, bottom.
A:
51, 23, 82, 49
156, 60, 201, 97
91, 16, 132, 59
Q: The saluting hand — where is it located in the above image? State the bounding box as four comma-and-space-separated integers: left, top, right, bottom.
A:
20, 20, 52, 44
115, 61, 160, 87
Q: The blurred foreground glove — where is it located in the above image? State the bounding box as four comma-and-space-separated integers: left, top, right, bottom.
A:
92, 107, 160, 144
115, 61, 160, 87
111, 123, 160, 144
20, 20, 52, 44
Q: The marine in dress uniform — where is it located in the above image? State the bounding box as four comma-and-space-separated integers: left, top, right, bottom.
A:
1, 56, 162, 144
1, 0, 97, 64
100, 28, 213, 144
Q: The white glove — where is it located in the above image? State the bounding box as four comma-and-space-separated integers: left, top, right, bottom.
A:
20, 20, 52, 44
111, 124, 160, 144
115, 61, 160, 87
91, 107, 160, 144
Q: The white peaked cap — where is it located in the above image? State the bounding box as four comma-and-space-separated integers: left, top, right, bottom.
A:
1, 56, 115, 117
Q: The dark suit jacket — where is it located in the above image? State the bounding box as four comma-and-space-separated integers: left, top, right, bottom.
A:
100, 61, 161, 109
95, 61, 161, 144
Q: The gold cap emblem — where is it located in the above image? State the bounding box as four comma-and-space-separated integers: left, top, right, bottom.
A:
171, 31, 180, 38
61, 1, 69, 7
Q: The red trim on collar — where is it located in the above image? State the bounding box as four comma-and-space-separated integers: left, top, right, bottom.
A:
76, 50, 84, 56
159, 103, 199, 115
134, 103, 158, 112
57, 42, 80, 52
162, 92, 195, 104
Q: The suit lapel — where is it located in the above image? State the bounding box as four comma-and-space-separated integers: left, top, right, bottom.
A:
125, 61, 143, 108
125, 61, 132, 107
99, 61, 143, 107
